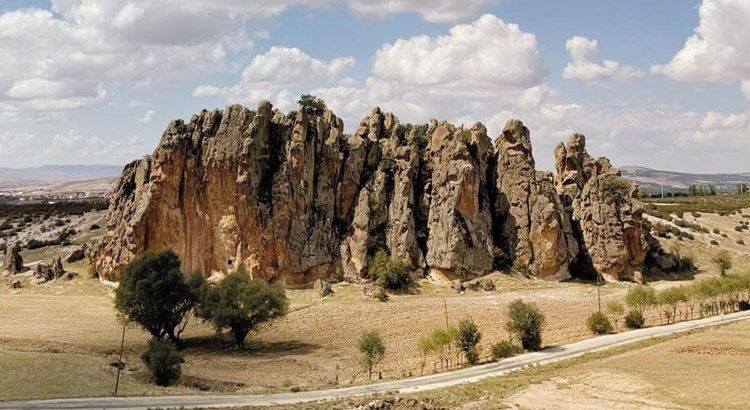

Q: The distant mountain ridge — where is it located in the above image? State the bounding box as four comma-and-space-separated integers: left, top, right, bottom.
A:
620, 166, 750, 193
0, 165, 122, 187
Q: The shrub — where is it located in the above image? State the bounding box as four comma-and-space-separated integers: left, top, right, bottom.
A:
505, 299, 545, 351
587, 311, 613, 335
358, 330, 385, 381
196, 270, 288, 349
90, 223, 101, 230
141, 338, 184, 386
114, 251, 196, 345
368, 250, 414, 292
737, 239, 745, 245
710, 240, 719, 245
713, 228, 720, 234
491, 340, 521, 360
457, 318, 482, 365
601, 176, 630, 206
374, 286, 389, 302
712, 250, 733, 276
624, 310, 645, 329
606, 301, 625, 329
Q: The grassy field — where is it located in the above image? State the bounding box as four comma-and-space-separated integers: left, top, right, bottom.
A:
260, 320, 750, 409
2, 194, 750, 402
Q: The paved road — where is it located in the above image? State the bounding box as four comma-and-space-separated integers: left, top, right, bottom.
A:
3, 310, 749, 410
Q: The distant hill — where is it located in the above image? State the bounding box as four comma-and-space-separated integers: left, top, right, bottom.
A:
620, 166, 750, 193
0, 165, 122, 188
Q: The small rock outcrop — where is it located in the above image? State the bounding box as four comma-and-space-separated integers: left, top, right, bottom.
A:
93, 102, 654, 284
33, 256, 66, 282
495, 120, 578, 280
2, 243, 24, 274
554, 134, 648, 281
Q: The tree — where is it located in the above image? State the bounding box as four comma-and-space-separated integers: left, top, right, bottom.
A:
197, 270, 289, 349
605, 301, 625, 330
297, 94, 327, 116
657, 286, 688, 324
505, 299, 545, 351
712, 250, 733, 276
358, 330, 385, 381
457, 318, 482, 365
141, 338, 184, 386
625, 285, 656, 315
114, 251, 196, 345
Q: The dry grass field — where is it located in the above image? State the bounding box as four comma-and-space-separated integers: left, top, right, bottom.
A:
2, 196, 750, 402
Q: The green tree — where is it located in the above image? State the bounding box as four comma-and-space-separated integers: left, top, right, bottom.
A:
358, 330, 385, 381
114, 251, 196, 345
141, 338, 184, 386
457, 318, 482, 365
505, 299, 545, 351
297, 94, 327, 116
605, 301, 625, 330
197, 270, 288, 349
712, 250, 733, 276
625, 285, 657, 315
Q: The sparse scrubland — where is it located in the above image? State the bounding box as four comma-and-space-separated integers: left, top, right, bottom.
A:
3, 195, 750, 406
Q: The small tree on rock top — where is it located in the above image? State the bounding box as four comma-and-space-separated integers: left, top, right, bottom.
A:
297, 94, 327, 116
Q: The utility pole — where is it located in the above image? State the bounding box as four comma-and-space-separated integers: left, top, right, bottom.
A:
596, 272, 602, 313
660, 184, 664, 199
443, 299, 449, 329
114, 321, 126, 396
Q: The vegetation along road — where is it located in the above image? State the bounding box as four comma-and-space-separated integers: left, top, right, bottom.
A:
2, 309, 749, 410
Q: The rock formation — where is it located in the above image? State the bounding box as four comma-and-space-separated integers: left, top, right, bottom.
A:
93, 102, 654, 284
554, 134, 648, 281
495, 120, 578, 280
2, 243, 24, 274
33, 256, 66, 282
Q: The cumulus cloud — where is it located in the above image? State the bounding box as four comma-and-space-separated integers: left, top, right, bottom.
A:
138, 109, 156, 124
653, 0, 750, 98
700, 111, 748, 130
563, 36, 644, 85
196, 47, 355, 112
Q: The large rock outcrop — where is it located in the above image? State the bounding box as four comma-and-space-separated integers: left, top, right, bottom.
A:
554, 133, 648, 281
2, 243, 24, 274
93, 102, 652, 284
496, 120, 578, 280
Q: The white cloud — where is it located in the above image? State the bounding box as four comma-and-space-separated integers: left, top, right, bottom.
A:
700, 111, 748, 130
654, 0, 750, 98
138, 109, 156, 124
562, 36, 643, 85
198, 47, 356, 112
347, 0, 491, 22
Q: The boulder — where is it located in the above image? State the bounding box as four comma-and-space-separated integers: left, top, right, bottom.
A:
2, 243, 24, 274
465, 277, 495, 291
314, 278, 333, 297
33, 257, 66, 282
65, 248, 86, 263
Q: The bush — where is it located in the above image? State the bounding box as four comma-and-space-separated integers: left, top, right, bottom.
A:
374, 286, 389, 302
368, 250, 414, 292
457, 318, 482, 365
625, 285, 656, 314
587, 311, 613, 335
505, 299, 545, 351
141, 338, 184, 386
624, 310, 645, 329
358, 330, 385, 381
195, 270, 288, 349
114, 251, 196, 345
710, 240, 719, 245
712, 250, 733, 276
491, 340, 521, 360
737, 239, 745, 245
90, 223, 101, 230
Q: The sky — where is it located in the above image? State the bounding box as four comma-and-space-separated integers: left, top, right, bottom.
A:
1, 0, 749, 173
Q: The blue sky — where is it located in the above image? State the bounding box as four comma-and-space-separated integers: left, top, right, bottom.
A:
1, 0, 748, 172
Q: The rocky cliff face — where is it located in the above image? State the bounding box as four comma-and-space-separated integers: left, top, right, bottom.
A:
92, 102, 652, 284
496, 120, 578, 280
554, 134, 648, 281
